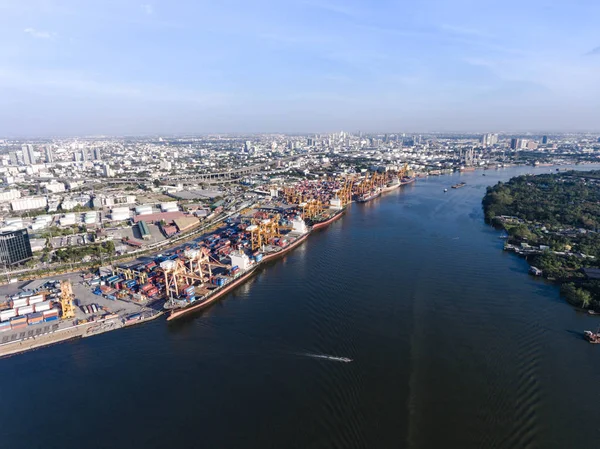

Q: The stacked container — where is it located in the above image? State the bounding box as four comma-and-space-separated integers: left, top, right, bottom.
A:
34, 301, 52, 313
10, 316, 27, 330
17, 305, 34, 316
0, 308, 17, 322
0, 321, 11, 332
27, 312, 44, 325
43, 309, 59, 322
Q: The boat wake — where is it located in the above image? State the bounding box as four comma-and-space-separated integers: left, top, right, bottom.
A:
295, 352, 353, 363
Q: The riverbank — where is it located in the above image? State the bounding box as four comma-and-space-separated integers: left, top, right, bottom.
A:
482, 169, 600, 311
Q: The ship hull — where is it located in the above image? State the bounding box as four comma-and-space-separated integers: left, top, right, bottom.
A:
311, 208, 346, 230
356, 191, 381, 203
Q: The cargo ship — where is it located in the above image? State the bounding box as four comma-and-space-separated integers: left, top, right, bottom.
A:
166, 227, 311, 321
381, 177, 401, 193
355, 188, 381, 203
400, 176, 416, 185
310, 207, 346, 230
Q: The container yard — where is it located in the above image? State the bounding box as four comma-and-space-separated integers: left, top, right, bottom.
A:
0, 173, 415, 356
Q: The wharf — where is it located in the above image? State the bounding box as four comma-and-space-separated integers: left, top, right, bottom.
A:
0, 310, 163, 358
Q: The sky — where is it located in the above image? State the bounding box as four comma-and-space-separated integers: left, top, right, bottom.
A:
1, 0, 600, 136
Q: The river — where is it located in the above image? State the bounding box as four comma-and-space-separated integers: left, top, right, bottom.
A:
1, 165, 599, 449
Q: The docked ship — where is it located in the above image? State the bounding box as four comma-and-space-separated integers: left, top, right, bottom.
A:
356, 188, 381, 203
165, 217, 312, 321
400, 176, 416, 185
382, 177, 401, 193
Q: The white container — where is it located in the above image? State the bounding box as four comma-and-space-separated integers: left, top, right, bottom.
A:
12, 298, 29, 308
0, 309, 17, 322
34, 301, 51, 312
43, 308, 60, 317
17, 305, 34, 316
28, 294, 44, 305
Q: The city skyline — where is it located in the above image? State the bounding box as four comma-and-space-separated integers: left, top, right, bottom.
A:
1, 0, 600, 135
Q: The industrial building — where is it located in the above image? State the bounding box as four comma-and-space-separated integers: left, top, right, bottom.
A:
0, 229, 33, 266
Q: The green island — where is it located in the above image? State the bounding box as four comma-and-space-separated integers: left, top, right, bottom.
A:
482, 170, 600, 311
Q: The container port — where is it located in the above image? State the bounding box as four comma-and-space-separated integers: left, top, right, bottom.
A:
0, 172, 416, 355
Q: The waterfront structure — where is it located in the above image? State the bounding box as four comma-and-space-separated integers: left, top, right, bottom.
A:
0, 229, 33, 266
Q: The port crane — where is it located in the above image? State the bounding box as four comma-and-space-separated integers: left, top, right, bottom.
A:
248, 214, 281, 251
113, 266, 148, 284
59, 280, 76, 320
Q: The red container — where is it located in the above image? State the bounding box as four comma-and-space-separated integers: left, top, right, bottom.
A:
11, 323, 27, 330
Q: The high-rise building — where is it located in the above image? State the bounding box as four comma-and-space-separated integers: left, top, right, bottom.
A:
307, 138, 314, 146
542, 135, 548, 145
103, 164, 114, 177
45, 146, 54, 163
21, 144, 36, 165
81, 149, 88, 162
0, 229, 33, 266
482, 133, 499, 147
510, 138, 519, 150
9, 152, 17, 165
244, 141, 251, 152
93, 148, 102, 161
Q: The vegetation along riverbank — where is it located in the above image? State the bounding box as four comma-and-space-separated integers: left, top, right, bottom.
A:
483, 170, 600, 311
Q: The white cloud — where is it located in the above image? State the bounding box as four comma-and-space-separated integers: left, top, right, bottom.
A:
142, 4, 154, 15
23, 27, 55, 39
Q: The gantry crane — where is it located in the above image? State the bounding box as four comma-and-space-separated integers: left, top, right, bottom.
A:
113, 266, 148, 284
60, 280, 76, 320
248, 215, 281, 250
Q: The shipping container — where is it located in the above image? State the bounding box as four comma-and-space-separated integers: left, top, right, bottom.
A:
106, 295, 116, 301
43, 308, 59, 316
11, 298, 29, 308
0, 321, 12, 332
0, 308, 17, 322
17, 305, 34, 316
28, 294, 45, 304
11, 322, 28, 330
33, 301, 52, 313
43, 315, 58, 322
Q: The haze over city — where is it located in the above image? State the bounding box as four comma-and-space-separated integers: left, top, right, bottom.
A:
1, 0, 600, 135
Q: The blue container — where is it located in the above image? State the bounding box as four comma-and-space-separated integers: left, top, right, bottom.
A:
93, 289, 102, 296
216, 278, 225, 287
188, 296, 196, 303
254, 254, 263, 262
44, 316, 58, 322
106, 294, 117, 301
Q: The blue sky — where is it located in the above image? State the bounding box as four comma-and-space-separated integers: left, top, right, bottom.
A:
1, 0, 599, 136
